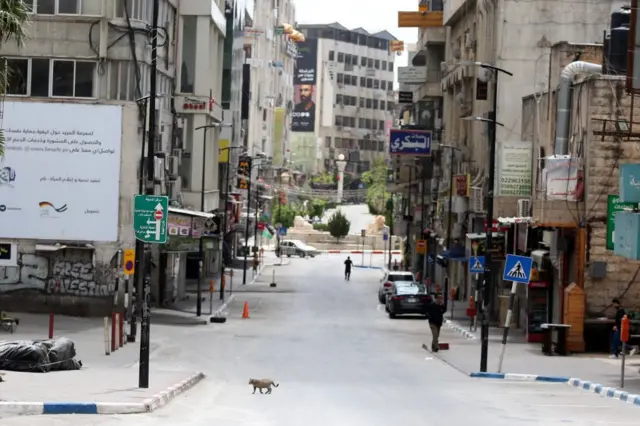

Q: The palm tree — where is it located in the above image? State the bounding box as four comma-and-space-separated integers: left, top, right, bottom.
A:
0, 0, 30, 157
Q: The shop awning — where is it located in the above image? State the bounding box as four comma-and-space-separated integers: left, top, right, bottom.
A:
439, 245, 466, 261
35, 243, 94, 251
168, 207, 214, 219
497, 216, 534, 224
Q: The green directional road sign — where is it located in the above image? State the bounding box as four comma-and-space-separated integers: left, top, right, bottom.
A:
133, 195, 169, 244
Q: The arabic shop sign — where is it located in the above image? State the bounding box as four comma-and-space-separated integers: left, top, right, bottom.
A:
619, 163, 640, 203
388, 128, 432, 156
606, 195, 638, 250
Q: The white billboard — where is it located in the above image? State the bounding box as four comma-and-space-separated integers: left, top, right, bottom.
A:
0, 102, 123, 242
397, 66, 428, 84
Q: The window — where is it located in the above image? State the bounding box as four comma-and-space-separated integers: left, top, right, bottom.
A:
367, 58, 373, 68
338, 52, 344, 63
359, 118, 365, 128
388, 102, 395, 111
388, 81, 394, 91
360, 56, 367, 66
366, 98, 372, 108
365, 118, 372, 129
380, 100, 386, 110
349, 117, 356, 127
360, 76, 365, 87
325, 137, 331, 148
366, 78, 373, 88
335, 116, 343, 126
28, 0, 102, 15
31, 59, 50, 97
337, 73, 344, 84
336, 94, 342, 104
52, 59, 95, 97
329, 50, 335, 61
372, 99, 378, 109
374, 59, 380, 69
3, 58, 28, 95
345, 54, 351, 64
381, 61, 387, 71
115, 0, 149, 21
378, 141, 384, 151
373, 79, 379, 89
181, 15, 197, 93
379, 120, 385, 130
381, 80, 386, 90
352, 55, 358, 65
359, 97, 364, 108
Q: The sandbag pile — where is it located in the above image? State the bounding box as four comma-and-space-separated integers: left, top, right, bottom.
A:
0, 337, 82, 372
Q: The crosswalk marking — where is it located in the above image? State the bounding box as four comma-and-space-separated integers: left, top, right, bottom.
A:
506, 261, 527, 279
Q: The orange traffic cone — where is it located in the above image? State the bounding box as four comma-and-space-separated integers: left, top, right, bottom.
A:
242, 302, 250, 319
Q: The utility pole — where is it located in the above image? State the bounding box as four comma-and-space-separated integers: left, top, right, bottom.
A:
458, 61, 513, 373
242, 161, 253, 285
138, 0, 159, 389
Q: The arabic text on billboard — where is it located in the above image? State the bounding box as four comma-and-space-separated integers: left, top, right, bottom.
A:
495, 141, 532, 197
292, 39, 318, 133
388, 128, 432, 156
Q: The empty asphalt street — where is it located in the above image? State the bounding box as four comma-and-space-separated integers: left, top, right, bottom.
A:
2, 255, 639, 425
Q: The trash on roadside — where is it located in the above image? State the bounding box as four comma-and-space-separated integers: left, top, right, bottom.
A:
0, 337, 83, 373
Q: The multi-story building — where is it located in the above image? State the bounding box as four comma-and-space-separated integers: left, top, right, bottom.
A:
243, 0, 296, 164
0, 0, 231, 312
296, 23, 398, 175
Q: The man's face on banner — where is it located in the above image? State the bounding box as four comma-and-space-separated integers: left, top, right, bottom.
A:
298, 85, 313, 102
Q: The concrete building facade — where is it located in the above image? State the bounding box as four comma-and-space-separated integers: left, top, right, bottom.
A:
298, 23, 398, 175
0, 0, 233, 313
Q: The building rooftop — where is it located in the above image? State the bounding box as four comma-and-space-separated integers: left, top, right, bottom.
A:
298, 22, 397, 40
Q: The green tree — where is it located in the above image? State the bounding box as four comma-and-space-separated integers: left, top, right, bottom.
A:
361, 156, 390, 215
273, 204, 301, 228
312, 172, 335, 184
306, 198, 326, 218
327, 210, 350, 242
0, 0, 30, 157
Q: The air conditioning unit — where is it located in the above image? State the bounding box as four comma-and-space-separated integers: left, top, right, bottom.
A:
517, 199, 531, 217
154, 157, 165, 182
168, 156, 179, 180
168, 179, 182, 201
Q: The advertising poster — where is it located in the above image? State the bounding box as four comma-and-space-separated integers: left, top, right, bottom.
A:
0, 102, 122, 242
495, 141, 532, 197
292, 38, 318, 133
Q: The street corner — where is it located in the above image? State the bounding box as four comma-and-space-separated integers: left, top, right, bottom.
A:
143, 372, 206, 413
567, 377, 640, 407
209, 294, 236, 323
444, 319, 477, 340
420, 342, 472, 376
469, 372, 570, 383
0, 372, 206, 416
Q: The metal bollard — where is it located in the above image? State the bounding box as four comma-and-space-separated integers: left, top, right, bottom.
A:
104, 317, 110, 355
119, 312, 124, 347
48, 313, 54, 339
270, 269, 277, 288
111, 312, 117, 353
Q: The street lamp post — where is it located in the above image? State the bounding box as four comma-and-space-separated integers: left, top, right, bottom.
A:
194, 122, 231, 317
461, 61, 512, 373
218, 146, 245, 300
241, 154, 267, 285
403, 164, 419, 271
336, 154, 347, 203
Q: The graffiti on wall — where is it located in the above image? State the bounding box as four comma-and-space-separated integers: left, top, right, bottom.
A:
0, 250, 116, 297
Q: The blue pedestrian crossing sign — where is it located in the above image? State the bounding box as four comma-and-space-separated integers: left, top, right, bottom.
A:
469, 256, 485, 274
502, 254, 534, 284
279, 227, 287, 236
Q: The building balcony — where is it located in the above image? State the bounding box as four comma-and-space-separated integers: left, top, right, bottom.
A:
413, 70, 443, 99
418, 27, 446, 47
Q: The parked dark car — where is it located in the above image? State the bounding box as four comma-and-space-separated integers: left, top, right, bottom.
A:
386, 282, 431, 319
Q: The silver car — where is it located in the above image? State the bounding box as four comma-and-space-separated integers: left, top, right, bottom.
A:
378, 271, 416, 303
279, 240, 319, 258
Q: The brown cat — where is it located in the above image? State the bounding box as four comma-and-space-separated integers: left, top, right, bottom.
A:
248, 378, 279, 394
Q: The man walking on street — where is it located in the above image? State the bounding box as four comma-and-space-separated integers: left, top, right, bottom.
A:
344, 256, 353, 281
610, 298, 626, 359
427, 293, 446, 352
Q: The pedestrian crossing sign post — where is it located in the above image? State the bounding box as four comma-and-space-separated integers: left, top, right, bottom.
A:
502, 254, 534, 284
469, 256, 485, 274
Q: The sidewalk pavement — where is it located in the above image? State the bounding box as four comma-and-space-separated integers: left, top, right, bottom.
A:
0, 313, 205, 416
427, 313, 640, 403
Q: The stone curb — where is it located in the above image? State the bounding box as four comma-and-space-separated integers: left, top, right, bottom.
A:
444, 319, 477, 339
470, 372, 569, 382
568, 377, 640, 407
0, 372, 205, 415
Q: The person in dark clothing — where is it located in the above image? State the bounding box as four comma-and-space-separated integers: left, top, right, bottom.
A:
426, 293, 446, 352
344, 256, 353, 280
611, 298, 626, 358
